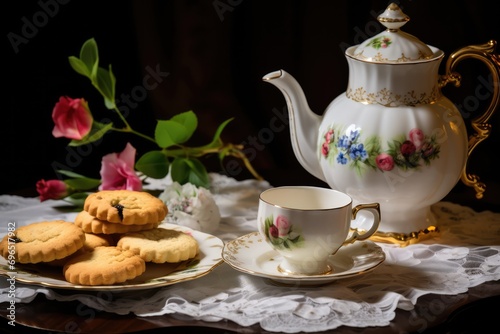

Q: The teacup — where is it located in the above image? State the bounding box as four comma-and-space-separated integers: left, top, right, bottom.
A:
257, 186, 380, 275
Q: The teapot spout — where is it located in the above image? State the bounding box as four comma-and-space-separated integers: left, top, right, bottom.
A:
262, 70, 325, 182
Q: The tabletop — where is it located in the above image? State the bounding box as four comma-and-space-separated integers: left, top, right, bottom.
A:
1, 173, 499, 333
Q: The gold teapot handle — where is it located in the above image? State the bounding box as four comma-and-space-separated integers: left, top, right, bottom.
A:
440, 40, 500, 199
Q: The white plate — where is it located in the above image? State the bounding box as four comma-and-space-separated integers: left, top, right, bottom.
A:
222, 232, 385, 285
0, 224, 224, 291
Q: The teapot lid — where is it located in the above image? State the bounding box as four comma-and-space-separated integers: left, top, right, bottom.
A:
351, 3, 434, 63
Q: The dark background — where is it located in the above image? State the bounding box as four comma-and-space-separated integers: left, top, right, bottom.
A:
3, 0, 500, 211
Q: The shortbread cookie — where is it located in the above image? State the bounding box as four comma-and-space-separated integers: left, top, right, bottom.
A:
117, 228, 199, 263
0, 220, 85, 264
45, 233, 115, 267
82, 233, 115, 251
45, 250, 83, 267
84, 190, 168, 225
63, 246, 146, 285
74, 211, 160, 234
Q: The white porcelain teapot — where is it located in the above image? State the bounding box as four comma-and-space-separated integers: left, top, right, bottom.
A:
263, 3, 499, 237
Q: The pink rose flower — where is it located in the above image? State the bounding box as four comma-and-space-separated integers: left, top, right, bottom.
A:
324, 129, 334, 143
400, 140, 416, 157
99, 142, 142, 191
52, 97, 93, 140
409, 128, 425, 150
36, 179, 69, 202
376, 153, 394, 171
275, 215, 291, 237
321, 142, 329, 157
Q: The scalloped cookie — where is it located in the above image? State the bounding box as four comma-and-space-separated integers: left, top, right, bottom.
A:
46, 232, 115, 267
0, 220, 85, 264
75, 210, 160, 234
63, 246, 146, 286
82, 233, 115, 251
117, 228, 199, 263
84, 190, 168, 225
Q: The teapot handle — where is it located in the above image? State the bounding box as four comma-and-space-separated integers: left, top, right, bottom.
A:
440, 40, 500, 199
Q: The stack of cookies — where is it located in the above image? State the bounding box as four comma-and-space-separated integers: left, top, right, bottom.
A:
0, 190, 200, 286
76, 190, 168, 235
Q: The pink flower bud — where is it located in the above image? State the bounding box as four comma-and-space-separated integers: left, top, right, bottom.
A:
36, 179, 68, 201
275, 215, 291, 237
269, 225, 279, 238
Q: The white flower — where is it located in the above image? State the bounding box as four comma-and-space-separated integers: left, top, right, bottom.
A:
158, 182, 221, 233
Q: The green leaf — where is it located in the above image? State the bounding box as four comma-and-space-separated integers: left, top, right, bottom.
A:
154, 111, 198, 148
171, 111, 198, 139
154, 120, 186, 148
154, 112, 197, 148
68, 56, 90, 77
265, 215, 273, 231
79, 38, 99, 79
56, 170, 90, 179
135, 151, 170, 179
68, 120, 113, 146
206, 118, 233, 149
64, 177, 101, 190
364, 135, 381, 170
63, 192, 90, 208
96, 65, 116, 109
170, 157, 209, 188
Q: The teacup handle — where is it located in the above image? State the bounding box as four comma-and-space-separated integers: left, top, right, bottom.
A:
342, 203, 381, 245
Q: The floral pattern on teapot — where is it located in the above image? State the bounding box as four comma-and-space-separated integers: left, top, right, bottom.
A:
320, 124, 441, 176
367, 36, 392, 49
262, 214, 304, 250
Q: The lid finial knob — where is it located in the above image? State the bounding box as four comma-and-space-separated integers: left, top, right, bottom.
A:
377, 3, 410, 31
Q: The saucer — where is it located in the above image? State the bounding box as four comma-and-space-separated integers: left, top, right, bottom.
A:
222, 232, 385, 286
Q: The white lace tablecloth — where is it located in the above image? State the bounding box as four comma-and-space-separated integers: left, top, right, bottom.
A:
1, 173, 500, 333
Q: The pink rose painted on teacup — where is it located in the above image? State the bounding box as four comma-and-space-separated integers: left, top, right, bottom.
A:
269, 225, 279, 238
262, 214, 304, 250
275, 215, 291, 237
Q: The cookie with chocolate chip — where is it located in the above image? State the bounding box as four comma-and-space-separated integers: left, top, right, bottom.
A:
74, 210, 160, 234
0, 220, 85, 264
83, 190, 168, 225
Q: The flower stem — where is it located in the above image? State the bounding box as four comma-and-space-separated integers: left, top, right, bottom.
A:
111, 127, 156, 143
163, 143, 263, 180
227, 147, 264, 181
109, 105, 156, 143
